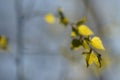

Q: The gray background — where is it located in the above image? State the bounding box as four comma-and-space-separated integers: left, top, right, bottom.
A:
0, 0, 120, 80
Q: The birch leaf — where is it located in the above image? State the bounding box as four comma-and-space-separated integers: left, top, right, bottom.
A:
88, 52, 101, 67
91, 36, 105, 50
82, 40, 90, 50
78, 25, 94, 36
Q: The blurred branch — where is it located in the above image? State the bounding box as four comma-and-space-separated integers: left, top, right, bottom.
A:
15, 0, 25, 80
14, 1, 43, 80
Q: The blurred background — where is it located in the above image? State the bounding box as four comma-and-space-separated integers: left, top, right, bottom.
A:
0, 0, 120, 80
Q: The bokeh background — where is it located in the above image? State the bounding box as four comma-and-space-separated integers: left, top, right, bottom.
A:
0, 0, 120, 80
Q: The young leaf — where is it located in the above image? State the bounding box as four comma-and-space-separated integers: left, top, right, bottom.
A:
71, 39, 81, 50
88, 52, 101, 67
45, 13, 55, 24
76, 17, 87, 26
82, 40, 90, 50
58, 8, 69, 26
91, 36, 105, 50
78, 25, 94, 36
71, 27, 78, 37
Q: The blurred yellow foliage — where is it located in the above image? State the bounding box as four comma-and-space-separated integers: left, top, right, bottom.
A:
71, 31, 77, 37
0, 35, 8, 50
45, 13, 55, 24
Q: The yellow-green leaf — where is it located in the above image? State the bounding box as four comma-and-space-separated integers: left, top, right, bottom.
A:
78, 25, 94, 36
88, 52, 101, 67
76, 16, 87, 26
83, 51, 101, 67
82, 40, 90, 50
44, 13, 55, 24
91, 36, 105, 50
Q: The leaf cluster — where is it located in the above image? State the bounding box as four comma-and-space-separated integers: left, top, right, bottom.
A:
45, 8, 105, 68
